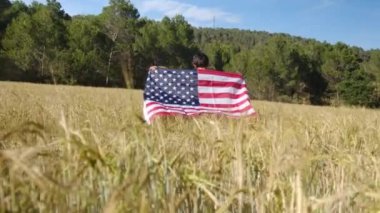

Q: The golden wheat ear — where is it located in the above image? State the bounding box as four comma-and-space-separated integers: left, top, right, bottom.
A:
1, 82, 380, 212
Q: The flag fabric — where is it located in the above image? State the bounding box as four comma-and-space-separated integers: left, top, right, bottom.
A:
143, 68, 256, 124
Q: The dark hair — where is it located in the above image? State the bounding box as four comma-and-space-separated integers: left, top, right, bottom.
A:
192, 52, 209, 68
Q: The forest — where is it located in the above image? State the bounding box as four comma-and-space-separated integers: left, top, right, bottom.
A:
1, 0, 380, 107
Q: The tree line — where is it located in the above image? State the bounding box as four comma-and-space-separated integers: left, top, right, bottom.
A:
1, 0, 380, 107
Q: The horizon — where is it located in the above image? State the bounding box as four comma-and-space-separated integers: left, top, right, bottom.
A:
20, 0, 380, 50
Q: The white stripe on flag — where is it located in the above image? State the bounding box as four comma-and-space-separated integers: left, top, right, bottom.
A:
199, 94, 250, 104
198, 73, 245, 84
143, 68, 256, 124
145, 104, 255, 119
144, 100, 253, 112
198, 86, 248, 94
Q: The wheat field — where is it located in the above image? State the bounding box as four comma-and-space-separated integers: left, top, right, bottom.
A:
0, 81, 380, 212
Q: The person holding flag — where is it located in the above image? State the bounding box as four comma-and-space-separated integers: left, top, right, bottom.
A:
144, 52, 256, 124
149, 52, 211, 72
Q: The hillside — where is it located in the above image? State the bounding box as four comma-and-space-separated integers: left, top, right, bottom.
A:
194, 27, 313, 50
1, 1, 379, 108
1, 81, 380, 212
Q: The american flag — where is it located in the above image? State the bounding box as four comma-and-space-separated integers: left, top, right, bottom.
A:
143, 68, 256, 124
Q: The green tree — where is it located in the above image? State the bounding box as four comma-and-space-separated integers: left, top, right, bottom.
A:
2, 12, 35, 78
65, 15, 112, 85
0, 0, 28, 80
226, 35, 328, 104
45, 0, 70, 20
0, 0, 12, 37
321, 43, 364, 95
134, 15, 197, 87
300, 43, 328, 104
338, 69, 376, 106
30, 2, 68, 80
202, 42, 234, 70
133, 19, 164, 87
261, 36, 306, 101
100, 0, 140, 88
158, 15, 197, 68
2, 1, 66, 81
2, 2, 68, 82
134, 19, 162, 66
363, 50, 380, 100
1, 0, 28, 47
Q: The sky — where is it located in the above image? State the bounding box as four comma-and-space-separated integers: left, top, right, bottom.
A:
21, 0, 380, 50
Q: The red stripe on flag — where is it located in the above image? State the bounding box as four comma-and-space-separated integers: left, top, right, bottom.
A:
198, 91, 248, 99
143, 68, 256, 124
198, 80, 246, 89
200, 98, 249, 108
197, 68, 243, 78
146, 98, 250, 110
146, 103, 253, 115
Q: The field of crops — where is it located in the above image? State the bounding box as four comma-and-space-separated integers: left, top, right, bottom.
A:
1, 81, 380, 212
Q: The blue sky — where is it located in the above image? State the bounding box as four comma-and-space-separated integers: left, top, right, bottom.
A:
21, 0, 380, 50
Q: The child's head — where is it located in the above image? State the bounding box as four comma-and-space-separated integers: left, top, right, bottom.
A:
192, 52, 209, 69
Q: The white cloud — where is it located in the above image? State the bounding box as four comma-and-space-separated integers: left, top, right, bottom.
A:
137, 0, 241, 25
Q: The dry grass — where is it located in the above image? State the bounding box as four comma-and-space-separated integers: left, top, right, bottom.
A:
1, 81, 380, 212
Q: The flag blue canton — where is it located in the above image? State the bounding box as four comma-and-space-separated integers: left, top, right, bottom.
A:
144, 69, 200, 106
